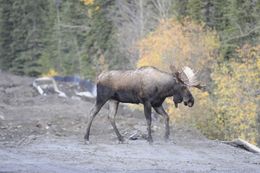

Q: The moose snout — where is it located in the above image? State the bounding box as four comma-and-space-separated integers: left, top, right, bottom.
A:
184, 99, 194, 107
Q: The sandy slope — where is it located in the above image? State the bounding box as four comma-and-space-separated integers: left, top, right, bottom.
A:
0, 72, 260, 173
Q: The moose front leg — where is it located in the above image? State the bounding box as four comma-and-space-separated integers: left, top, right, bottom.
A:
153, 105, 170, 141
144, 102, 153, 144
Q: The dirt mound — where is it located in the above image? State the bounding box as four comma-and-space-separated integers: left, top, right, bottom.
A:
0, 72, 260, 173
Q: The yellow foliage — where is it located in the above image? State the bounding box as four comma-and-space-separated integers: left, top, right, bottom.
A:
81, 0, 94, 5
41, 69, 58, 77
81, 0, 99, 18
95, 5, 100, 11
137, 18, 220, 71
211, 45, 260, 144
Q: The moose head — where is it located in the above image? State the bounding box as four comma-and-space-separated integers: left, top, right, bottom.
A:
170, 65, 204, 108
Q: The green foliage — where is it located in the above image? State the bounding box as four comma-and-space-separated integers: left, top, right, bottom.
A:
174, 0, 260, 59
187, 0, 204, 21
13, 0, 52, 76
0, 0, 96, 78
84, 0, 126, 73
0, 0, 51, 76
38, 0, 95, 78
0, 0, 15, 70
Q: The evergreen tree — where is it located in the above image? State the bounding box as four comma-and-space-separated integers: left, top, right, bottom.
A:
38, 0, 99, 78
0, 0, 15, 70
187, 0, 204, 21
174, 0, 260, 59
174, 0, 189, 19
84, 0, 126, 73
3, 0, 50, 76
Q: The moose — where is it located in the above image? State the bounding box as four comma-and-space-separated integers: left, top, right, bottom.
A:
84, 66, 204, 144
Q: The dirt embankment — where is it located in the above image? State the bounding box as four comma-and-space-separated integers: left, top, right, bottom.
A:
0, 72, 260, 173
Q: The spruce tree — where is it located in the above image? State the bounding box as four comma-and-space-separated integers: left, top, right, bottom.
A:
0, 0, 15, 70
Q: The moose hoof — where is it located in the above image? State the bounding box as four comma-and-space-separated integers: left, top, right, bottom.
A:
148, 138, 153, 144
164, 136, 170, 142
84, 140, 91, 145
117, 137, 124, 144
117, 140, 124, 144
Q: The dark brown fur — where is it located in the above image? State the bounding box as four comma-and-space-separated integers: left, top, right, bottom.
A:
84, 66, 194, 143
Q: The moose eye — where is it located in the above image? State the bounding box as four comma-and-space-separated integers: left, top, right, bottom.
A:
181, 86, 188, 91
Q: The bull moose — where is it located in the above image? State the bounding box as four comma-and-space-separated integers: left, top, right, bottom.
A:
84, 66, 203, 144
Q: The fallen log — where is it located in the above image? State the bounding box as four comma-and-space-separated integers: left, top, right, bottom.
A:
32, 77, 66, 97
223, 138, 260, 154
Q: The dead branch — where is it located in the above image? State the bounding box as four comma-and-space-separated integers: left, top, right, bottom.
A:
222, 138, 260, 154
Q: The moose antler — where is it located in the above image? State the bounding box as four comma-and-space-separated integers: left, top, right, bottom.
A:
170, 65, 205, 90
181, 66, 199, 86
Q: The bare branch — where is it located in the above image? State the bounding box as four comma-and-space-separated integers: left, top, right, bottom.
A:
223, 25, 260, 43
59, 24, 89, 31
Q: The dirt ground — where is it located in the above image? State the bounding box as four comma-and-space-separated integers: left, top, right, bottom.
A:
0, 72, 260, 173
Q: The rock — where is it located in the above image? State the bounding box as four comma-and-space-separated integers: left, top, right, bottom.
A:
129, 131, 141, 140
36, 123, 42, 128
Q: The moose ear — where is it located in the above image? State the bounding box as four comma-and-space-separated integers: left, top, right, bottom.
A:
194, 84, 207, 91
169, 65, 183, 83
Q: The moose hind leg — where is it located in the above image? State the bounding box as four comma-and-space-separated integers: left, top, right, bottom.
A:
84, 101, 105, 143
153, 105, 170, 141
108, 100, 123, 142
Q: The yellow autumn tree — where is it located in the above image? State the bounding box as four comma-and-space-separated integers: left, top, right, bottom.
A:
137, 18, 219, 125
210, 45, 260, 144
41, 69, 58, 77
137, 18, 219, 71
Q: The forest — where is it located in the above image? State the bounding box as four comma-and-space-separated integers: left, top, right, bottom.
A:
0, 0, 259, 145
